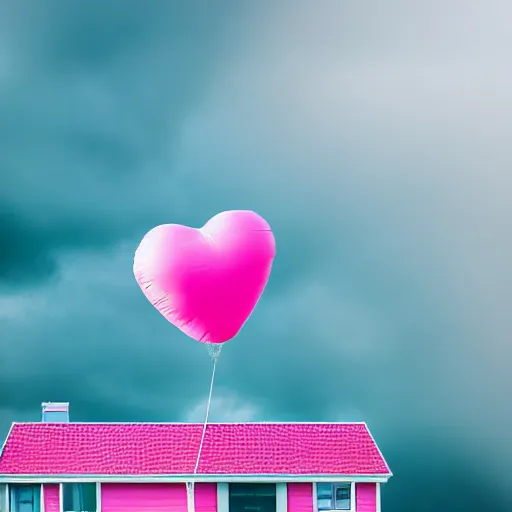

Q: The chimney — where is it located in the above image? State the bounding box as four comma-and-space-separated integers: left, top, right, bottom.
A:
41, 402, 70, 423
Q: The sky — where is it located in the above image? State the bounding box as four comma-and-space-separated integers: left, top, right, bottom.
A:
1, 1, 511, 510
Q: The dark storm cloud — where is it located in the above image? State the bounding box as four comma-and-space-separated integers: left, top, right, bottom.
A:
1, 1, 512, 512
0, 0, 242, 285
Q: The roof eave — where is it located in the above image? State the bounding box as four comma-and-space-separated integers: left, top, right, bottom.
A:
363, 422, 392, 477
0, 473, 391, 484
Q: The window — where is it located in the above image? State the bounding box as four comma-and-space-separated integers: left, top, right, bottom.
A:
62, 484, 97, 512
229, 484, 276, 512
316, 483, 351, 511
0, 484, 6, 512
9, 485, 41, 512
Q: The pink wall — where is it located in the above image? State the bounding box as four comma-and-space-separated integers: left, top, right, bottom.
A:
356, 483, 376, 512
287, 483, 313, 512
101, 483, 187, 512
194, 483, 217, 512
43, 484, 60, 512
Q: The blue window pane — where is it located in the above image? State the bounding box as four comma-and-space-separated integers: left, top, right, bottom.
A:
317, 483, 333, 499
62, 483, 97, 512
317, 483, 334, 510
0, 485, 6, 512
10, 485, 40, 512
229, 484, 276, 512
334, 485, 351, 510
318, 498, 333, 510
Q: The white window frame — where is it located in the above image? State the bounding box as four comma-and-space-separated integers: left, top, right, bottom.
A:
59, 483, 100, 512
314, 482, 355, 512
276, 483, 287, 512
217, 483, 229, 512
95, 484, 100, 512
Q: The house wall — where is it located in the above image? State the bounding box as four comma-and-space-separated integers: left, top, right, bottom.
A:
101, 483, 187, 512
355, 483, 376, 512
0, 480, 384, 512
194, 483, 217, 512
287, 483, 313, 512
42, 485, 60, 512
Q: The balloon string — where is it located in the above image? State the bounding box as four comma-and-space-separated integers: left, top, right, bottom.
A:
187, 348, 221, 512
194, 355, 218, 474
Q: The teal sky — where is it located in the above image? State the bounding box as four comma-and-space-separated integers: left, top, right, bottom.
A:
1, 1, 511, 511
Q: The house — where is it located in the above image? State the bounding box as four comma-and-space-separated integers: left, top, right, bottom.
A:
0, 402, 392, 512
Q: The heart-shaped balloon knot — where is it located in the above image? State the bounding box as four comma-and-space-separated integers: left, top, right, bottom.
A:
206, 343, 222, 361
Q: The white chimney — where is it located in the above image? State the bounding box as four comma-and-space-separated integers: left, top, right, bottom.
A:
41, 402, 70, 423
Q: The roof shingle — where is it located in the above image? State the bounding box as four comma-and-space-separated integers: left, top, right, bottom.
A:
0, 422, 390, 476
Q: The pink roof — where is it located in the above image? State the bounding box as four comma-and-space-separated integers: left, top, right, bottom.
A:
0, 422, 390, 476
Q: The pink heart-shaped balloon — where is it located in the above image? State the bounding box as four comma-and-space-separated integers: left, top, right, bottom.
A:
133, 210, 276, 344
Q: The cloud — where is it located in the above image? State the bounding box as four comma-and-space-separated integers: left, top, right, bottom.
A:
0, 0, 244, 286
184, 393, 259, 424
